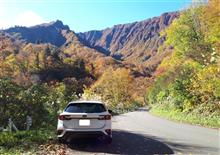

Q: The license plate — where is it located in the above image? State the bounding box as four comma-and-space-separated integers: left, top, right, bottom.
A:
79, 119, 90, 126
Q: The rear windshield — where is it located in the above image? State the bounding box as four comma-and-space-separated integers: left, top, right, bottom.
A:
65, 103, 106, 113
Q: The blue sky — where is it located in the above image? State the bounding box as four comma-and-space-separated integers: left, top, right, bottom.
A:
0, 0, 192, 32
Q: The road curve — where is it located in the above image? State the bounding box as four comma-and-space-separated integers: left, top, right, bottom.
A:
66, 109, 220, 154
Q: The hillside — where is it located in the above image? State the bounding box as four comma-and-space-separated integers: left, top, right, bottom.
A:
2, 12, 178, 77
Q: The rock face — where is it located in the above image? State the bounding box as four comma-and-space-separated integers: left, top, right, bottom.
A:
77, 12, 178, 64
4, 20, 70, 47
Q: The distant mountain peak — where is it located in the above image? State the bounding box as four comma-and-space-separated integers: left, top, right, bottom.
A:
50, 19, 63, 25
32, 20, 70, 30
4, 19, 71, 47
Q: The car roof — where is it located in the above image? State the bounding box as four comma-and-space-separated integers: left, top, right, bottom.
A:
68, 100, 104, 105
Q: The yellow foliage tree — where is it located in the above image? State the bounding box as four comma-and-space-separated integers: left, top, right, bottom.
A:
89, 67, 134, 110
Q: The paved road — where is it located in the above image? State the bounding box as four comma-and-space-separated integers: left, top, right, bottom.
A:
66, 109, 220, 154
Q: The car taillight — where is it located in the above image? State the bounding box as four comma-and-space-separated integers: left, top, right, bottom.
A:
99, 115, 111, 120
58, 115, 71, 120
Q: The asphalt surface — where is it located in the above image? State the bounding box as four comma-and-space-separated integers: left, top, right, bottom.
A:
66, 108, 220, 154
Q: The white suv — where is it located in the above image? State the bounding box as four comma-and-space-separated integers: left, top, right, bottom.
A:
57, 101, 112, 144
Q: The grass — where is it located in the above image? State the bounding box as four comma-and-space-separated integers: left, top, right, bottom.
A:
0, 129, 56, 155
150, 105, 220, 129
0, 144, 37, 155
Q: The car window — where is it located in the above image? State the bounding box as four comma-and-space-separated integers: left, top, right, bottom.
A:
65, 103, 106, 113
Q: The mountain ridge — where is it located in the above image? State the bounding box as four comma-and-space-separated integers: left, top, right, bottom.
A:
77, 11, 178, 64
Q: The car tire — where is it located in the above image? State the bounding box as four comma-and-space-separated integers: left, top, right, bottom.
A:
104, 136, 112, 144
58, 137, 66, 144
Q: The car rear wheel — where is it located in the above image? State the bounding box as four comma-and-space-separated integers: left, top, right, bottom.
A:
104, 136, 112, 144
58, 137, 66, 144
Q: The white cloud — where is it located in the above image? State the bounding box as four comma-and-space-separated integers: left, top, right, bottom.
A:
15, 10, 46, 27
0, 10, 46, 29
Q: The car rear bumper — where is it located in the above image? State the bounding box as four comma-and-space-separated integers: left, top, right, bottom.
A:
57, 129, 112, 139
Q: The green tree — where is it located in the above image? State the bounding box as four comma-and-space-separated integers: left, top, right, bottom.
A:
0, 78, 21, 127
165, 7, 213, 65
18, 84, 49, 129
